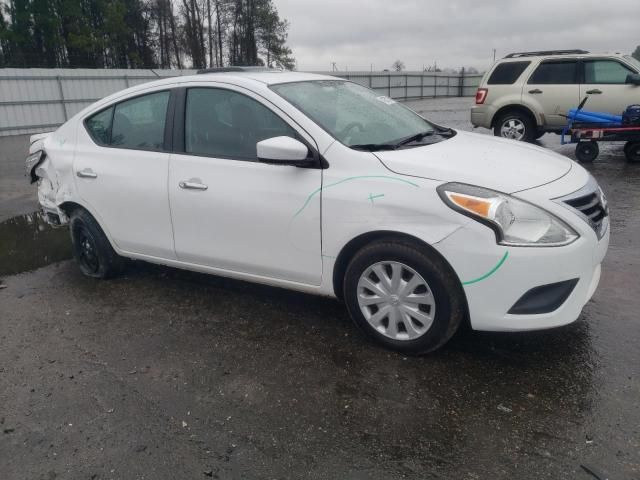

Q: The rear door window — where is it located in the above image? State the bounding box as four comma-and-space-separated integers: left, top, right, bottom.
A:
111, 91, 170, 150
528, 61, 578, 84
487, 62, 530, 84
85, 91, 170, 151
584, 60, 634, 84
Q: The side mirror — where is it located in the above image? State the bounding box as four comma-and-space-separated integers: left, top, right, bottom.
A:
257, 136, 313, 166
626, 73, 640, 86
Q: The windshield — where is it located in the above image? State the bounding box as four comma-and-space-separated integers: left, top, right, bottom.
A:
270, 80, 436, 147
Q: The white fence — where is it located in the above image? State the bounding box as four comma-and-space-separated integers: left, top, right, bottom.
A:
0, 68, 482, 137
335, 71, 481, 100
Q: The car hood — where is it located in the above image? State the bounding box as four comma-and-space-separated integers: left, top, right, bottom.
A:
373, 130, 572, 193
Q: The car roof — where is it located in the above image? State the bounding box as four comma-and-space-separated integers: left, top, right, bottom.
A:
498, 52, 628, 63
194, 70, 337, 85
74, 70, 343, 121
134, 71, 339, 91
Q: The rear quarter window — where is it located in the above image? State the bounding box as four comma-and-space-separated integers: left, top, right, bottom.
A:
487, 62, 531, 85
85, 107, 113, 145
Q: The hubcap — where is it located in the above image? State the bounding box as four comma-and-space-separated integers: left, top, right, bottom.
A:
500, 119, 525, 140
357, 261, 436, 341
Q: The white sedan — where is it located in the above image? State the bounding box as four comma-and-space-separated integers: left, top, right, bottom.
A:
26, 69, 609, 354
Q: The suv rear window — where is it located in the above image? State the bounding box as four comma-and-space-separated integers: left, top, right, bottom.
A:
528, 60, 578, 84
487, 62, 530, 85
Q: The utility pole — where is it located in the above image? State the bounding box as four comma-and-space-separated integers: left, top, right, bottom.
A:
493, 49, 496, 63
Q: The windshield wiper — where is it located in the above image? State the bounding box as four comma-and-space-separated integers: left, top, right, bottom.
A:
393, 130, 439, 148
350, 128, 455, 152
435, 126, 456, 136
350, 143, 398, 152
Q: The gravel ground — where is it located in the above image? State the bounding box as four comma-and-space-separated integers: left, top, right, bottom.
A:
1, 98, 639, 480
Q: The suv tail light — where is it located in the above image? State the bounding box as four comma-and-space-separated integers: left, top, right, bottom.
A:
475, 88, 488, 104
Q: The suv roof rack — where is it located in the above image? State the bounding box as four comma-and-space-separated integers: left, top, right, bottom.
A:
504, 50, 589, 59
197, 66, 276, 74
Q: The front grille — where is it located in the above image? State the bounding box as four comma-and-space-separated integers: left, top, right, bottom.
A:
565, 192, 607, 224
558, 179, 608, 238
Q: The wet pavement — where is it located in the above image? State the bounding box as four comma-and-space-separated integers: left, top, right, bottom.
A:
0, 134, 39, 222
1, 99, 639, 479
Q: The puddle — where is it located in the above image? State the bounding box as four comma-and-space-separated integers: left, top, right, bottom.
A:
0, 211, 71, 277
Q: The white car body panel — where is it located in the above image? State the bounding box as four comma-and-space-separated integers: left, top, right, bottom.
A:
373, 131, 572, 193
73, 118, 176, 259
29, 71, 610, 334
169, 152, 322, 285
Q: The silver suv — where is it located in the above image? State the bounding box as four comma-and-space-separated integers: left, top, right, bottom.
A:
471, 50, 640, 142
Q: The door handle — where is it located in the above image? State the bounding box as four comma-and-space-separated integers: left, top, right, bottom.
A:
76, 168, 97, 179
528, 89, 543, 94
586, 89, 602, 94
179, 180, 208, 191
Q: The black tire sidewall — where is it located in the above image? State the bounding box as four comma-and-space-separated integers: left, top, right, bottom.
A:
494, 112, 536, 143
624, 141, 640, 163
70, 210, 123, 279
343, 241, 464, 355
575, 142, 599, 163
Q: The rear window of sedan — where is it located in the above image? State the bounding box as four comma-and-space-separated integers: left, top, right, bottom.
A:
487, 61, 531, 85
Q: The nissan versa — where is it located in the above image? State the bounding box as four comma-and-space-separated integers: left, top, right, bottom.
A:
26, 70, 609, 354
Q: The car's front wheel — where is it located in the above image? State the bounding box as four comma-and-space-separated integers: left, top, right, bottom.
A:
494, 111, 536, 142
343, 240, 465, 354
70, 209, 125, 279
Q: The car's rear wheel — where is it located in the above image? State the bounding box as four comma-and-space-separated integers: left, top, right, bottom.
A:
494, 111, 536, 142
70, 209, 125, 279
343, 240, 465, 354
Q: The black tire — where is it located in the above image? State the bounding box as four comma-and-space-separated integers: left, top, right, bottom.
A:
575, 141, 599, 163
493, 111, 536, 143
624, 141, 640, 163
534, 130, 545, 140
343, 240, 465, 355
70, 209, 125, 279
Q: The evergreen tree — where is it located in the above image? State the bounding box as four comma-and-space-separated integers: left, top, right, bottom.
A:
0, 0, 294, 69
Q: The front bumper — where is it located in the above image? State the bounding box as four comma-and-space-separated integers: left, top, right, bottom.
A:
434, 200, 609, 332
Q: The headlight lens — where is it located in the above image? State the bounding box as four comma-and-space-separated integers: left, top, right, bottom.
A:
438, 183, 579, 247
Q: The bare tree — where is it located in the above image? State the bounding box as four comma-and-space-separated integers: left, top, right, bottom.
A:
392, 59, 405, 72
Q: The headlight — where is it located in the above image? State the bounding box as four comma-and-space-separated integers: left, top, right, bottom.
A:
437, 183, 579, 247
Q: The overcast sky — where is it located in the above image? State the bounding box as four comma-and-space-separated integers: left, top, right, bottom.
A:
274, 0, 639, 72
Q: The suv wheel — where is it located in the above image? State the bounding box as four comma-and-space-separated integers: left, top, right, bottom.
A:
494, 111, 535, 142
343, 240, 465, 355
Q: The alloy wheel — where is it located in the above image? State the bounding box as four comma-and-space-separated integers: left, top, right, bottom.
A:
500, 118, 526, 140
